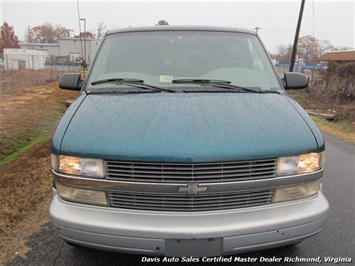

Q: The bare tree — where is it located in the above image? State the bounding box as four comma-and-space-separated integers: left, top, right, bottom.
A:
31, 22, 73, 43
297, 35, 317, 63
95, 22, 107, 39
276, 36, 337, 63
275, 44, 293, 62
317, 39, 334, 57
333, 45, 353, 51
74, 31, 96, 38
23, 26, 34, 43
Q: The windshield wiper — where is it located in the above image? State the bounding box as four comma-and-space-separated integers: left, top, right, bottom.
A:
91, 77, 144, 85
172, 79, 231, 85
172, 79, 265, 93
90, 78, 175, 93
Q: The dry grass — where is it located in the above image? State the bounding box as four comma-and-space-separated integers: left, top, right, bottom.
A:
0, 140, 53, 264
0, 83, 74, 161
0, 68, 77, 91
311, 115, 355, 144
288, 90, 355, 144
0, 81, 77, 264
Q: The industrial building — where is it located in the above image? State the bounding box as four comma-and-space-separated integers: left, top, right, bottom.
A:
3, 48, 48, 70
19, 38, 101, 66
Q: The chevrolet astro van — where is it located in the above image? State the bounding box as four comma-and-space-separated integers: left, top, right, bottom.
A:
50, 26, 329, 256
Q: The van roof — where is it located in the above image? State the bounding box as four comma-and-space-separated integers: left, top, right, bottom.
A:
106, 25, 256, 36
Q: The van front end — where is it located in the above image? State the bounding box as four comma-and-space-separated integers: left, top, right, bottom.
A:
50, 162, 329, 256
50, 26, 329, 256
50, 138, 329, 256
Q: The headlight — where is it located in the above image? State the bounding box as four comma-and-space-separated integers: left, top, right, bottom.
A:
51, 154, 104, 178
276, 152, 325, 176
56, 182, 108, 206
273, 180, 321, 203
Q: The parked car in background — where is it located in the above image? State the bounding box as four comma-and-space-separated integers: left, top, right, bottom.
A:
50, 26, 329, 257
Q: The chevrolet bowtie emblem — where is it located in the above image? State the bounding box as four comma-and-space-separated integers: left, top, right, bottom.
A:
177, 183, 208, 195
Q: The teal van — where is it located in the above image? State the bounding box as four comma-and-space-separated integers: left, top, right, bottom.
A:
50, 26, 329, 256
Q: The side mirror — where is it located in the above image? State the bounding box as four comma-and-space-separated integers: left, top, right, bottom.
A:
59, 73, 83, 90
283, 72, 309, 90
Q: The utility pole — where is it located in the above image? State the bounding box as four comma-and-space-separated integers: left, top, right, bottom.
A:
289, 0, 306, 72
80, 18, 87, 78
26, 26, 32, 43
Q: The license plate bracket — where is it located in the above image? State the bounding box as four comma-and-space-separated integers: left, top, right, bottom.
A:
166, 238, 222, 257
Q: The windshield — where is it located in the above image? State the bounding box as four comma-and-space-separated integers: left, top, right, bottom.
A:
86, 30, 281, 91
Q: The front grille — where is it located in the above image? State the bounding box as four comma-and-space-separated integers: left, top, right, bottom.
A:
105, 159, 277, 183
105, 159, 276, 211
108, 189, 274, 212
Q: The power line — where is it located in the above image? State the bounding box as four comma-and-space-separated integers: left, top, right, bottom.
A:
243, 1, 279, 26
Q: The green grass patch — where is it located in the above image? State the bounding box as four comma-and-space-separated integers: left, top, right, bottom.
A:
287, 90, 355, 144
0, 100, 67, 166
0, 117, 58, 163
287, 90, 310, 102
0, 135, 50, 167
312, 115, 353, 132
311, 115, 355, 144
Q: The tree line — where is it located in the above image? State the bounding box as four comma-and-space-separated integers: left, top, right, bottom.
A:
0, 21, 108, 54
0, 22, 20, 53
274, 35, 352, 64
23, 21, 108, 43
0, 21, 171, 54
0, 20, 351, 64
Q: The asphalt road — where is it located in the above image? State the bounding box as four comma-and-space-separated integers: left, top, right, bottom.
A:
8, 132, 354, 266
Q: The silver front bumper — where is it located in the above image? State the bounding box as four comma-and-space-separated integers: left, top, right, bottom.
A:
50, 189, 329, 256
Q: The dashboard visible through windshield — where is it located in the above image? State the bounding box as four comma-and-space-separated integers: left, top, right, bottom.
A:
87, 30, 281, 92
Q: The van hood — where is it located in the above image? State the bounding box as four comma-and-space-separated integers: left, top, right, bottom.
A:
56, 93, 322, 162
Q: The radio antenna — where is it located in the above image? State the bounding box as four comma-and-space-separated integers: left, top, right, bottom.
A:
77, 0, 85, 77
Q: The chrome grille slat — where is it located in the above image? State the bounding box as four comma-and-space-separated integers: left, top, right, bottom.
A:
108, 189, 274, 212
105, 159, 277, 182
106, 162, 274, 170
106, 167, 275, 176
105, 172, 275, 181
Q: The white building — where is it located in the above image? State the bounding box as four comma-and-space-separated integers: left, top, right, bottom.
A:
20, 38, 101, 65
57, 38, 101, 64
4, 49, 48, 70
19, 43, 59, 57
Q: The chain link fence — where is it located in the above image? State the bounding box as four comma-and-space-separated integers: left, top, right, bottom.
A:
0, 65, 82, 93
